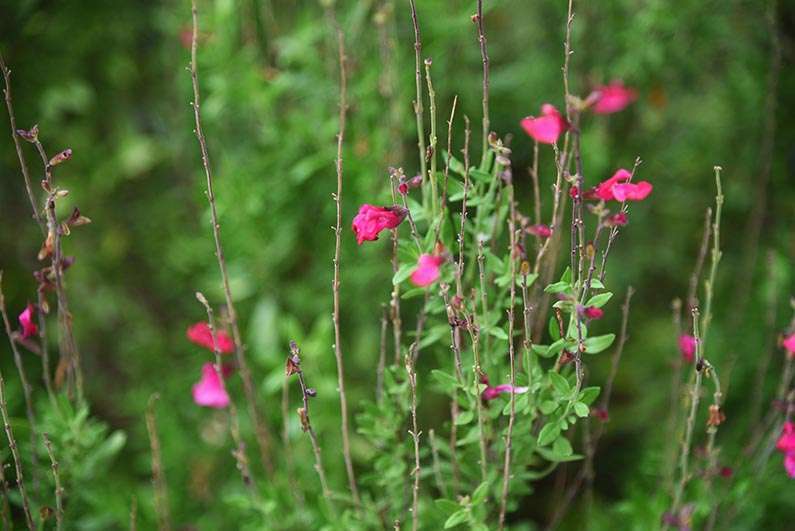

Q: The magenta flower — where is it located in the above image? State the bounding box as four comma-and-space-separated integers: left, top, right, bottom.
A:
589, 169, 652, 202
482, 382, 529, 401
18, 304, 38, 339
679, 334, 696, 363
520, 104, 569, 145
527, 224, 553, 239
783, 333, 795, 356
784, 454, 795, 478
590, 81, 637, 114
776, 422, 795, 454
410, 254, 445, 287
192, 363, 230, 409
606, 212, 628, 227
187, 322, 235, 354
352, 204, 407, 245
583, 306, 604, 320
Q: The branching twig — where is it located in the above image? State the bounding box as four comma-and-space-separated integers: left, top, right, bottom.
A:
189, 0, 273, 474
408, 0, 427, 201
474, 0, 490, 167
405, 347, 421, 531
43, 433, 64, 531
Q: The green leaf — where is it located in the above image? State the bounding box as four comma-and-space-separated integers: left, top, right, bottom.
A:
589, 278, 605, 290
549, 372, 570, 396
579, 386, 601, 405
585, 292, 613, 308
472, 481, 489, 505
444, 151, 465, 176
560, 267, 572, 284
548, 317, 561, 341
484, 326, 509, 341
434, 499, 461, 515
584, 334, 616, 354
431, 370, 460, 392
392, 263, 415, 285
553, 436, 573, 457
552, 300, 575, 313
544, 281, 571, 294
539, 400, 558, 415
538, 422, 561, 446
573, 402, 590, 418
455, 411, 474, 426
445, 509, 470, 529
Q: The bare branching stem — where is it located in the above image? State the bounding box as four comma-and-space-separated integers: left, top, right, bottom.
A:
189, 0, 273, 474
498, 185, 519, 530
424, 58, 439, 218
475, 0, 490, 167
406, 348, 421, 531
0, 53, 44, 231
43, 433, 65, 531
0, 290, 34, 530
408, 0, 428, 200
145, 394, 171, 531
671, 308, 704, 519
328, 25, 361, 506
700, 167, 723, 345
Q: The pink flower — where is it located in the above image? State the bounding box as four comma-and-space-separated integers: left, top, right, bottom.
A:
583, 306, 604, 320
527, 224, 552, 239
520, 104, 569, 145
482, 383, 529, 401
192, 363, 230, 408
591, 407, 609, 422
776, 422, 795, 454
18, 304, 38, 339
589, 169, 652, 202
590, 81, 637, 114
679, 334, 696, 363
410, 254, 445, 287
606, 212, 628, 227
783, 333, 795, 356
785, 453, 795, 478
187, 322, 235, 354
352, 204, 407, 245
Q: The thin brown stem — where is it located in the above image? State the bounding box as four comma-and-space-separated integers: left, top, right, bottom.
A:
145, 394, 171, 531
406, 347, 421, 531
498, 187, 519, 530
0, 53, 44, 231
43, 433, 64, 531
189, 0, 273, 474
408, 0, 428, 197
329, 25, 360, 506
475, 0, 490, 167
0, 457, 11, 530
686, 208, 712, 311
289, 341, 336, 515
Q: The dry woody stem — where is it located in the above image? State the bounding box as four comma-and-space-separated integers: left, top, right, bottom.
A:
189, 0, 273, 474
329, 23, 361, 506
43, 433, 65, 531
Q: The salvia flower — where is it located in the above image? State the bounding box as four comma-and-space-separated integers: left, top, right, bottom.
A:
679, 334, 696, 363
605, 212, 628, 227
520, 104, 569, 145
410, 254, 445, 287
589, 169, 652, 202
589, 81, 637, 114
481, 378, 529, 401
591, 407, 609, 422
782, 333, 795, 358
398, 174, 423, 195
352, 204, 407, 244
776, 422, 795, 478
187, 322, 235, 354
527, 224, 553, 239
192, 363, 230, 409
583, 306, 604, 320
18, 304, 38, 339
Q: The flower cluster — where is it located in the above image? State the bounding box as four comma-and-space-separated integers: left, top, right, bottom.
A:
187, 321, 233, 408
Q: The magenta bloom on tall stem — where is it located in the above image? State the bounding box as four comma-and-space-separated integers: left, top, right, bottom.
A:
192, 363, 230, 409
410, 254, 445, 287
351, 204, 407, 245
520, 104, 569, 145
590, 81, 637, 114
187, 322, 235, 354
18, 304, 38, 339
481, 375, 529, 401
776, 422, 795, 478
527, 224, 553, 239
589, 169, 653, 202
679, 334, 696, 363
783, 333, 795, 356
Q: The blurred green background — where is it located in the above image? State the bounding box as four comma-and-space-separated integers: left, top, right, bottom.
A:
1, 0, 793, 528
